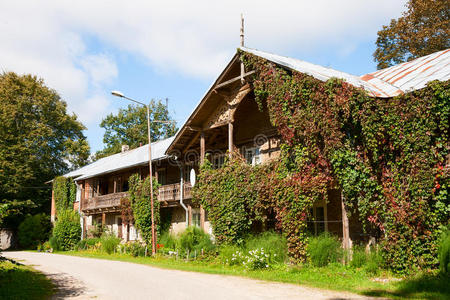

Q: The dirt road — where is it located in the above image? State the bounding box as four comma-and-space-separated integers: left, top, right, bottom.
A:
4, 251, 377, 300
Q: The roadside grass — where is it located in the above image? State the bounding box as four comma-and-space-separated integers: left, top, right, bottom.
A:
56, 250, 449, 299
0, 257, 54, 299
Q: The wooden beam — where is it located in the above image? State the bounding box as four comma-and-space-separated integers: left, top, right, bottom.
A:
214, 70, 255, 90
200, 132, 205, 164
228, 122, 234, 156
186, 125, 202, 131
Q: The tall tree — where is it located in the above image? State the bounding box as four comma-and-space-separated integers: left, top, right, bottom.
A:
374, 0, 449, 69
0, 72, 90, 227
96, 100, 178, 159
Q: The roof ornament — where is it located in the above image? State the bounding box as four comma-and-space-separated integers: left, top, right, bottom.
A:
240, 13, 244, 47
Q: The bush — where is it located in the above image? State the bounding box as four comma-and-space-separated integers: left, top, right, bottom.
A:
158, 231, 177, 251
100, 235, 121, 254
219, 244, 242, 264
244, 231, 287, 264
178, 226, 215, 255
76, 238, 101, 251
118, 241, 146, 257
308, 233, 342, 267
243, 248, 271, 270
18, 214, 52, 249
438, 227, 450, 275
350, 246, 367, 268
51, 210, 81, 251
49, 236, 60, 251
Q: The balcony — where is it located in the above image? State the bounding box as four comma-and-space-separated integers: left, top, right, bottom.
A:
158, 182, 192, 203
81, 191, 127, 212
81, 183, 192, 213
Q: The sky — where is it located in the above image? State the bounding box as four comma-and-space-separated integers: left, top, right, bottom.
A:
0, 0, 407, 153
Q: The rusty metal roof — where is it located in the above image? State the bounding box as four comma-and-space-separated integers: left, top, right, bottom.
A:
361, 49, 450, 96
241, 47, 450, 98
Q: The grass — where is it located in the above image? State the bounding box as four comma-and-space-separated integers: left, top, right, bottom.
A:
53, 249, 448, 299
0, 257, 54, 299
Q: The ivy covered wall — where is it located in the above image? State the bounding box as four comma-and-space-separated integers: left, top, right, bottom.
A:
193, 52, 449, 273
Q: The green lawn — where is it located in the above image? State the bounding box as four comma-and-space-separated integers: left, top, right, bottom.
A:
58, 250, 450, 299
0, 257, 54, 300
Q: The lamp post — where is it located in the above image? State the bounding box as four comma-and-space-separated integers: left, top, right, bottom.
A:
111, 90, 174, 255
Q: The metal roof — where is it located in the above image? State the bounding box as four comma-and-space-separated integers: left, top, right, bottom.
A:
65, 137, 174, 181
240, 47, 450, 98
361, 49, 450, 95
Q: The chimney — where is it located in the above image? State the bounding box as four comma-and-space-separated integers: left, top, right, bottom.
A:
121, 145, 129, 153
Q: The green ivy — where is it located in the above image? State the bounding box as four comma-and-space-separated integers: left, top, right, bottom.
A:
194, 51, 449, 272
128, 174, 160, 246
53, 176, 76, 215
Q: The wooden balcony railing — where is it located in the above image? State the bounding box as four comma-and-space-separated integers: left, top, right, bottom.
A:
81, 183, 192, 211
81, 191, 127, 211
158, 182, 192, 202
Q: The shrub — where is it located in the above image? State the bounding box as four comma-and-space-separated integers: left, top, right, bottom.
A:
243, 248, 271, 270
308, 233, 342, 267
350, 246, 367, 268
158, 231, 177, 251
178, 226, 215, 255
76, 238, 101, 251
88, 222, 103, 238
100, 235, 121, 254
438, 227, 450, 275
219, 244, 242, 264
244, 231, 287, 264
49, 236, 60, 251
365, 250, 382, 275
18, 214, 52, 249
52, 210, 81, 251
123, 241, 146, 257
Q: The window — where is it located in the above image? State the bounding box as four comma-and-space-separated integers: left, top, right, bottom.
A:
157, 169, 166, 185
307, 206, 325, 236
192, 211, 201, 227
212, 154, 225, 169
244, 147, 261, 166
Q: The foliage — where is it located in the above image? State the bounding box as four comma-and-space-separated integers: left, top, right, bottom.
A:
177, 226, 215, 255
158, 231, 177, 250
49, 236, 60, 251
17, 214, 51, 249
0, 72, 89, 228
118, 241, 146, 257
87, 221, 104, 238
100, 234, 121, 254
128, 174, 160, 246
374, 0, 450, 69
120, 196, 134, 226
76, 237, 101, 251
349, 246, 382, 275
193, 156, 275, 245
438, 227, 450, 275
244, 231, 287, 263
53, 176, 76, 214
95, 100, 178, 159
52, 210, 81, 251
242, 248, 271, 270
308, 233, 343, 267
193, 52, 449, 272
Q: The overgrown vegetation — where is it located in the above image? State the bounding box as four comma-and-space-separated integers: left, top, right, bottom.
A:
127, 174, 160, 246
439, 226, 450, 275
193, 52, 449, 273
308, 233, 342, 267
18, 214, 52, 249
51, 209, 81, 251
52, 176, 76, 214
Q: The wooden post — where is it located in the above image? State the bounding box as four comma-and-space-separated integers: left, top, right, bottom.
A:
228, 122, 234, 156
200, 206, 205, 231
188, 205, 192, 227
50, 189, 56, 223
200, 131, 205, 164
102, 212, 106, 227
341, 191, 351, 263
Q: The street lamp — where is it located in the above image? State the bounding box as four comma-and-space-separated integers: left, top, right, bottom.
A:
111, 90, 174, 255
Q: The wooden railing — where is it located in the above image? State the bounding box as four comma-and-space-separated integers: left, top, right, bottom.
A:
81, 183, 192, 211
81, 191, 127, 211
158, 182, 192, 202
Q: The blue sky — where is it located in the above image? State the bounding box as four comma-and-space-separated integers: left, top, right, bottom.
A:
0, 0, 407, 153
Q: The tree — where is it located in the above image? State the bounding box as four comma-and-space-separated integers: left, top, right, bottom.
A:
95, 100, 178, 159
374, 0, 449, 69
0, 72, 90, 228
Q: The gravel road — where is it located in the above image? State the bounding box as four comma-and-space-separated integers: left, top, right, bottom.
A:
4, 251, 378, 300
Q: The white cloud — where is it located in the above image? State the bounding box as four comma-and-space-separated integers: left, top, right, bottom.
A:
0, 0, 407, 149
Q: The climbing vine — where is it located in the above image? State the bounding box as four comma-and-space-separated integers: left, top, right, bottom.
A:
194, 51, 449, 272
53, 176, 76, 215
128, 174, 160, 246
